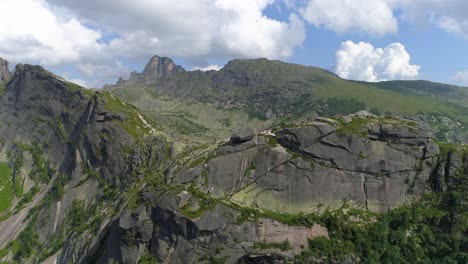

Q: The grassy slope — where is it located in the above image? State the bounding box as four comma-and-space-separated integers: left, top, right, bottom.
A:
0, 163, 12, 214
230, 59, 465, 110
373, 80, 468, 107
110, 85, 272, 142
108, 58, 468, 142
227, 59, 467, 122
310, 74, 468, 122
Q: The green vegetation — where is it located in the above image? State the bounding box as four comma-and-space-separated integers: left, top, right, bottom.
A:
265, 135, 278, 148
247, 108, 268, 121
220, 118, 231, 127
83, 165, 119, 202
188, 155, 207, 168
50, 174, 67, 201
253, 241, 292, 252
437, 142, 468, 159
373, 80, 468, 107
127, 186, 143, 210
64, 81, 82, 92
295, 159, 468, 263
180, 186, 217, 219
0, 163, 12, 213
335, 116, 369, 136
179, 158, 467, 264
107, 84, 271, 142
18, 142, 50, 183
244, 160, 256, 177
180, 184, 323, 226
322, 98, 366, 116
39, 224, 65, 262
369, 107, 382, 116
233, 203, 322, 227
0, 82, 5, 96
156, 112, 209, 135
10, 152, 23, 197
314, 76, 468, 125
68, 200, 87, 234
139, 250, 159, 264
333, 116, 418, 136
14, 220, 40, 260
101, 92, 152, 138
199, 256, 226, 264
16, 186, 40, 210
46, 71, 95, 97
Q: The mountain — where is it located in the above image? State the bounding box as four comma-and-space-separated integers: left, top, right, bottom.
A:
0, 63, 170, 263
106, 56, 468, 143
0, 58, 465, 263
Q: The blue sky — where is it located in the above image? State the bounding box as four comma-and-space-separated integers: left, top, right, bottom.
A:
0, 0, 467, 88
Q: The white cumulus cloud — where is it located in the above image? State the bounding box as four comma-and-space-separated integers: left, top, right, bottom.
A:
301, 0, 397, 35
191, 65, 223, 72
335, 41, 420, 82
0, 0, 103, 66
297, 0, 468, 38
455, 70, 468, 85
0, 0, 306, 86
438, 16, 468, 38
390, 0, 468, 38
45, 0, 306, 60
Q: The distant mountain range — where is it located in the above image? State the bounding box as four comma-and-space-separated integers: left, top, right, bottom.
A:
106, 55, 468, 143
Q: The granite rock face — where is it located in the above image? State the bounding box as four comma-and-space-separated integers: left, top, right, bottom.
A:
0, 65, 171, 263
230, 127, 255, 143
127, 55, 185, 83
0, 58, 10, 82
174, 118, 441, 213
89, 189, 328, 264
0, 64, 163, 185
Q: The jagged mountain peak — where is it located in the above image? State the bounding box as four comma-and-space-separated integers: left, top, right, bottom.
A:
6, 63, 91, 102
121, 54, 186, 84
143, 55, 185, 77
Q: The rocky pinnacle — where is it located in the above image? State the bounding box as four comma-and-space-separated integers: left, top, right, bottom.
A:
0, 58, 10, 82
124, 55, 185, 84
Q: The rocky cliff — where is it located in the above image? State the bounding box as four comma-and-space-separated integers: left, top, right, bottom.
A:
121, 55, 185, 84
0, 64, 465, 264
0, 64, 171, 263
172, 114, 438, 213
0, 58, 10, 82
85, 114, 466, 264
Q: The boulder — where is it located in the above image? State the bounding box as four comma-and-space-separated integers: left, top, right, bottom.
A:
230, 127, 255, 144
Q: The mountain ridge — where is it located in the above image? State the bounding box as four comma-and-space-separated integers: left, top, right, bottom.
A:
106, 55, 468, 143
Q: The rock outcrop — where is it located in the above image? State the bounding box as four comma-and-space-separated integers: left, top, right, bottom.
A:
90, 115, 467, 263
0, 58, 10, 82
174, 117, 440, 213
87, 189, 328, 264
230, 127, 255, 143
126, 55, 185, 83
